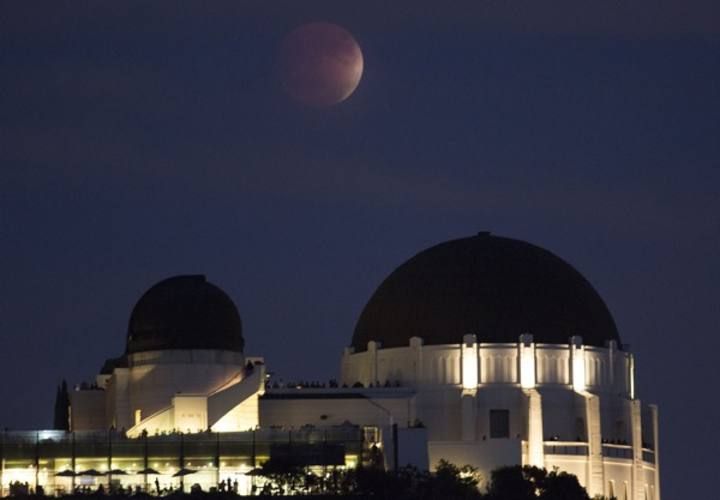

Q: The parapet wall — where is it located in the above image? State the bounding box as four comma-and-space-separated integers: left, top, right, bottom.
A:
341, 336, 631, 396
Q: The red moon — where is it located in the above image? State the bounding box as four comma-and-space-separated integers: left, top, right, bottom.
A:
278, 22, 364, 107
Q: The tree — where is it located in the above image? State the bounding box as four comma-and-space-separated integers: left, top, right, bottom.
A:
486, 466, 590, 500
538, 470, 590, 500
486, 466, 536, 500
53, 380, 70, 431
246, 459, 590, 499
258, 455, 306, 495
343, 461, 484, 499
422, 460, 483, 499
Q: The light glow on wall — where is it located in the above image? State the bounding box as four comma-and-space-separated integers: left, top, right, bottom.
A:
345, 454, 359, 468
572, 344, 586, 393
525, 389, 544, 467
462, 336, 478, 389
519, 341, 536, 389
629, 355, 635, 400
211, 395, 259, 432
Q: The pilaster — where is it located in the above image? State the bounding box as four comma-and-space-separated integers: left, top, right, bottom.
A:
608, 340, 616, 387
367, 341, 380, 386
570, 336, 586, 393
461, 393, 477, 441
461, 334, 478, 441
650, 404, 661, 500
462, 334, 478, 390
518, 334, 536, 389
524, 389, 544, 467
630, 399, 644, 500
629, 354, 636, 400
410, 337, 423, 386
584, 394, 604, 497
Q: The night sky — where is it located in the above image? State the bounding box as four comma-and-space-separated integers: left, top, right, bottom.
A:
1, 2, 718, 498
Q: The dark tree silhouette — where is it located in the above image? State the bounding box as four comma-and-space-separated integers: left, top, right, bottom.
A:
538, 469, 590, 500
487, 466, 590, 500
258, 455, 307, 495
424, 460, 483, 499
486, 466, 537, 500
52, 380, 70, 431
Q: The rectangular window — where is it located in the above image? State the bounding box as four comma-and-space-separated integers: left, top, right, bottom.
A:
490, 409, 510, 438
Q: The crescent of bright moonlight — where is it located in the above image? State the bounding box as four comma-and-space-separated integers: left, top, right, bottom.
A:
279, 22, 364, 107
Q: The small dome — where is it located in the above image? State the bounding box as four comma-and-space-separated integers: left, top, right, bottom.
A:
352, 234, 620, 351
126, 275, 244, 354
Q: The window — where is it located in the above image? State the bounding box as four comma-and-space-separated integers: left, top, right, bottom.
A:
489, 409, 510, 438
363, 426, 380, 444
134, 409, 142, 426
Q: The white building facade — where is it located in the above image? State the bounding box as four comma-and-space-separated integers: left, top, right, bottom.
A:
339, 233, 660, 499
341, 336, 659, 500
0, 234, 660, 499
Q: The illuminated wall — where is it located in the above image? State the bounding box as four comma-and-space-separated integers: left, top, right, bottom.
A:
72, 350, 265, 438
340, 337, 658, 500
0, 428, 364, 497
124, 349, 246, 429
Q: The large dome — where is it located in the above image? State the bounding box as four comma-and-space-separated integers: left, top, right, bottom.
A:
126, 275, 244, 354
352, 233, 620, 351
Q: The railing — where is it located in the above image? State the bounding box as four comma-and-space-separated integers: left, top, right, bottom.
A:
0, 427, 363, 464
602, 444, 632, 459
530, 440, 655, 465
543, 441, 588, 456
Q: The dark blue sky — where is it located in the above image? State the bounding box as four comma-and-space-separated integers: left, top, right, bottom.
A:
1, 2, 718, 498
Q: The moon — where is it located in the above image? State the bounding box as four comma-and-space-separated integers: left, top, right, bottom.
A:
278, 22, 364, 107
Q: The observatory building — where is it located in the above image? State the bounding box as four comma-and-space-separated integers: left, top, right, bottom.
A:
0, 234, 660, 500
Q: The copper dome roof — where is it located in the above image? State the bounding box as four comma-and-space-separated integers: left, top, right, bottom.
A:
352, 234, 620, 351
126, 275, 244, 354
